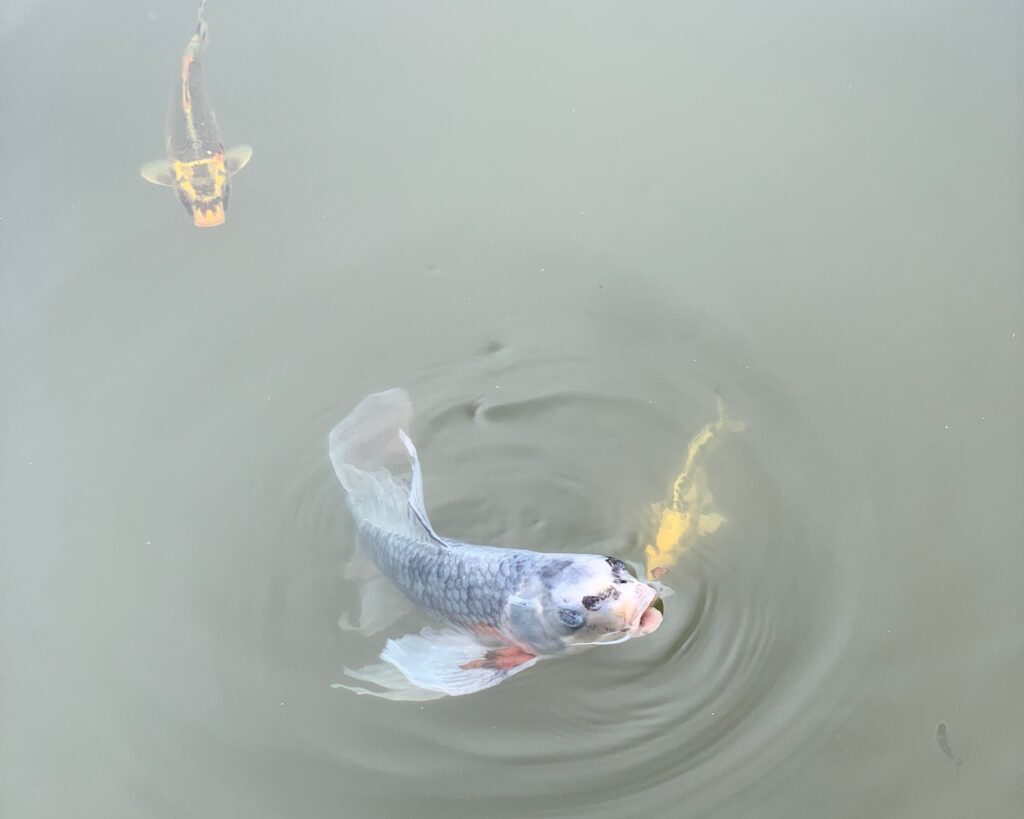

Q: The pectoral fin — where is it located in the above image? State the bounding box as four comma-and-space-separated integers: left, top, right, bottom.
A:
337, 544, 413, 635
332, 662, 445, 701
224, 144, 254, 175
334, 628, 540, 700
139, 159, 176, 186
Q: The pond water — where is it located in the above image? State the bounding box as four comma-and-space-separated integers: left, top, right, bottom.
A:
2, 1, 1022, 817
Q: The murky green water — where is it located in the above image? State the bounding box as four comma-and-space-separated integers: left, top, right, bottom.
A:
2, 1, 1022, 817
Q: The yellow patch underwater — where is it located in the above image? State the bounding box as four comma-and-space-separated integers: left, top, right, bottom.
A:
644, 400, 744, 580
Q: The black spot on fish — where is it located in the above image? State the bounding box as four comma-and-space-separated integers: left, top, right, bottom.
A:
606, 556, 630, 582
582, 586, 614, 610
540, 559, 572, 580
558, 608, 584, 629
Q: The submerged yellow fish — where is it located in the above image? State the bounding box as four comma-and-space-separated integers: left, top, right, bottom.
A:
140, 0, 252, 227
644, 399, 744, 580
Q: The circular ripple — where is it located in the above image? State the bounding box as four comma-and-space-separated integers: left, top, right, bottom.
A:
295, 307, 870, 817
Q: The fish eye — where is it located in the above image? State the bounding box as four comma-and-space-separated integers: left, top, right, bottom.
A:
558, 608, 585, 629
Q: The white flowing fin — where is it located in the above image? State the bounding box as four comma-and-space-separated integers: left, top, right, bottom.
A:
328, 389, 412, 492
329, 389, 431, 545
331, 663, 446, 702
335, 628, 542, 700
140, 159, 176, 186
397, 429, 449, 546
336, 545, 412, 635
382, 628, 541, 696
224, 144, 253, 175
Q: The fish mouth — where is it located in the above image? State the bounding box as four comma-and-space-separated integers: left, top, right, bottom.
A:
625, 584, 664, 636
638, 598, 664, 635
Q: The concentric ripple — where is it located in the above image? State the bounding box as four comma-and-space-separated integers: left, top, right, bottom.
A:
72, 281, 871, 818
282, 307, 872, 817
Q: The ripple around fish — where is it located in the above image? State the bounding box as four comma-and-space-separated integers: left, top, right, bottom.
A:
61, 243, 876, 817
176, 308, 866, 818
300, 308, 868, 817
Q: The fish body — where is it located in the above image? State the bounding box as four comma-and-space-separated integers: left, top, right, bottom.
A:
645, 398, 743, 579
140, 0, 252, 227
329, 389, 663, 700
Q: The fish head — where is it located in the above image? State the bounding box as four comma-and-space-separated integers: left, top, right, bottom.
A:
510, 555, 663, 653
173, 155, 230, 228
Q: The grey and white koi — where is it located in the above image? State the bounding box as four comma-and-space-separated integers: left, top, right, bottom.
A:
328, 389, 665, 700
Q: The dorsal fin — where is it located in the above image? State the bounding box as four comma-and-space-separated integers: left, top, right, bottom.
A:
398, 429, 449, 547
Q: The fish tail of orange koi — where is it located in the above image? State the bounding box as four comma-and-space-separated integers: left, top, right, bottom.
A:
185, 0, 209, 58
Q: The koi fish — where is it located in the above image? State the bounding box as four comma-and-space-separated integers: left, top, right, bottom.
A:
644, 399, 744, 580
328, 389, 664, 701
140, 0, 252, 227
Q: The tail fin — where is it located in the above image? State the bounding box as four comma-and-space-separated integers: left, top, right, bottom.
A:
329, 389, 413, 494
330, 388, 429, 543
194, 0, 209, 49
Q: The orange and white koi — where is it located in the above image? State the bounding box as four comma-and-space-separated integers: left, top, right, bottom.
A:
140, 0, 252, 227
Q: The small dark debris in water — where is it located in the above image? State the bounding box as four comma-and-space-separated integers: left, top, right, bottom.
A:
480, 339, 505, 355
936, 721, 964, 773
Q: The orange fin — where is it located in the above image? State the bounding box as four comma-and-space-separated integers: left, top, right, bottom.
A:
334, 627, 542, 700
461, 646, 537, 671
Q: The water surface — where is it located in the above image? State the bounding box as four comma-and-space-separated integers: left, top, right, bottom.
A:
2, 1, 1022, 817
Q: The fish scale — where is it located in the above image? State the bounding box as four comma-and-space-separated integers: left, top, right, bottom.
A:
356, 520, 538, 630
